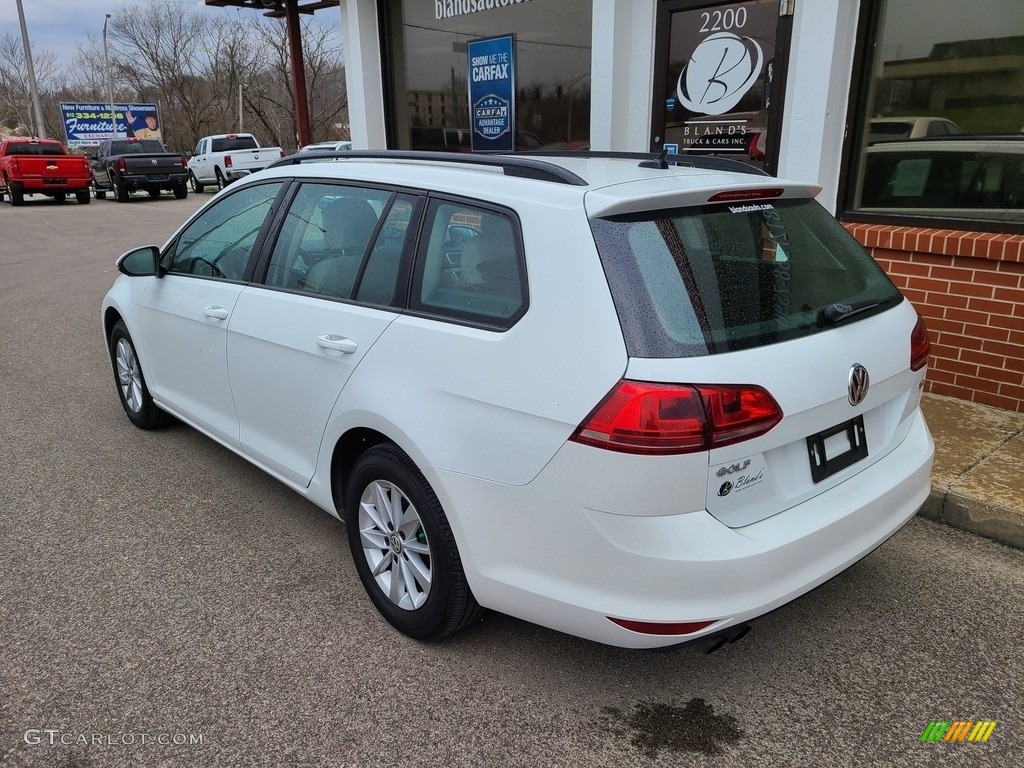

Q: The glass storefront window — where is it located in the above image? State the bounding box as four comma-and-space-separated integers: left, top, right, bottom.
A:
845, 0, 1024, 229
385, 1, 592, 151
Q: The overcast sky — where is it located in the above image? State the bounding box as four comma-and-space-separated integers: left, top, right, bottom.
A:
0, 0, 342, 63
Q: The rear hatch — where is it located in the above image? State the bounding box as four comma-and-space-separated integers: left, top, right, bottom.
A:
587, 191, 927, 527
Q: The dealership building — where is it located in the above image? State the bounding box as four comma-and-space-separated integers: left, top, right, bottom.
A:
333, 0, 1024, 410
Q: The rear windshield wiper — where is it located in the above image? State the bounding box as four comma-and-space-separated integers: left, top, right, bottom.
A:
823, 300, 885, 324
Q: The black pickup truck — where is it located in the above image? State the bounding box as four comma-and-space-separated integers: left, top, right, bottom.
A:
91, 138, 189, 202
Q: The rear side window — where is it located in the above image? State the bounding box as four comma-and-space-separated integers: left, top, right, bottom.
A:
410, 200, 526, 326
591, 199, 903, 357
264, 182, 413, 307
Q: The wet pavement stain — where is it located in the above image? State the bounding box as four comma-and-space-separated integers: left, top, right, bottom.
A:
601, 697, 744, 758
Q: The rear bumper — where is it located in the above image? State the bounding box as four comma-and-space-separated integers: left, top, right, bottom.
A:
225, 168, 256, 181
428, 407, 933, 649
9, 177, 90, 192
120, 172, 188, 189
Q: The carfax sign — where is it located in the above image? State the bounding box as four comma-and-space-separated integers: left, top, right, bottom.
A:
467, 34, 516, 152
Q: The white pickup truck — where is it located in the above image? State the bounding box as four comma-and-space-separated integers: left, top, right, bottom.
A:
187, 133, 284, 192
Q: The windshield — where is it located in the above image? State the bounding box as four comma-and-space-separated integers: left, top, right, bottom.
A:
590, 199, 903, 357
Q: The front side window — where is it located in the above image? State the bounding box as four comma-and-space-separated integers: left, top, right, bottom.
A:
411, 201, 526, 326
845, 0, 1024, 229
591, 199, 903, 357
166, 182, 283, 280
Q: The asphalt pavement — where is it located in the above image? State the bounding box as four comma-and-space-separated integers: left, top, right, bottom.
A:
0, 192, 1021, 768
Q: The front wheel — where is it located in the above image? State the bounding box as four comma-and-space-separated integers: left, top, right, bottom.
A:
189, 172, 204, 193
173, 182, 188, 199
344, 445, 482, 640
54, 192, 66, 204
109, 320, 172, 430
114, 181, 129, 202
147, 188, 161, 199
94, 185, 106, 200
76, 189, 90, 204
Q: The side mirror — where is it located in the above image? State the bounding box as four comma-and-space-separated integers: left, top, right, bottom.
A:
185, 150, 193, 157
116, 246, 161, 277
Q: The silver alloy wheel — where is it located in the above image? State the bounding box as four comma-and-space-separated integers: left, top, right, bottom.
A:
358, 479, 432, 610
115, 338, 144, 414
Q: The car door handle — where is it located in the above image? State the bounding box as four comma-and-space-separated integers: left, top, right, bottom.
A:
317, 334, 358, 354
202, 305, 230, 320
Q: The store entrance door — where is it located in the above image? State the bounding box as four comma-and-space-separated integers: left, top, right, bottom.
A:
651, 0, 794, 175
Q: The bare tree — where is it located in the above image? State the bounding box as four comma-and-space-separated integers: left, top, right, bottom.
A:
0, 31, 59, 135
3, 6, 346, 152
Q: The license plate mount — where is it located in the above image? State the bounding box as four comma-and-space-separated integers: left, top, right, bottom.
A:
806, 414, 868, 483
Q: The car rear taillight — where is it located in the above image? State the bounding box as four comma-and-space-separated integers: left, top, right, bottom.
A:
179, 155, 188, 168
570, 380, 782, 455
911, 315, 930, 372
224, 155, 233, 168
279, 149, 285, 158
747, 132, 765, 161
117, 157, 126, 172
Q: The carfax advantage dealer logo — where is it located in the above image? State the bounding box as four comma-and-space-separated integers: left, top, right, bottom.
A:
920, 720, 997, 742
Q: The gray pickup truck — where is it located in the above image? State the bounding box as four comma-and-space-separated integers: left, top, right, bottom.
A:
91, 138, 189, 202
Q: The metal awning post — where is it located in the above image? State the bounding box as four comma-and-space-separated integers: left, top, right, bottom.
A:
203, 0, 338, 147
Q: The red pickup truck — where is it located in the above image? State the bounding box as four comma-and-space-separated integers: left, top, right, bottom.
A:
0, 138, 92, 206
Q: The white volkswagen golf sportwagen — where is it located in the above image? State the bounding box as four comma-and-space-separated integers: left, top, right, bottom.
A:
101, 150, 934, 650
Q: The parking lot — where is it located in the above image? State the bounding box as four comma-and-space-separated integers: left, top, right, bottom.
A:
1, 191, 1022, 768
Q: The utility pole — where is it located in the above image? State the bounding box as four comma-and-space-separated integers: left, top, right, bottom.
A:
15, 0, 46, 138
103, 14, 117, 139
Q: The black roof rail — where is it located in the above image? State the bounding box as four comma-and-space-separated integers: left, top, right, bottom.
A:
266, 149, 589, 186
518, 150, 771, 177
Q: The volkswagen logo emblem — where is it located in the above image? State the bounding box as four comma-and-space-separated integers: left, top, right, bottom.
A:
848, 364, 870, 406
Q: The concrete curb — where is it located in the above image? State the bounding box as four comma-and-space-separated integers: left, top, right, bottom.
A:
920, 394, 1024, 549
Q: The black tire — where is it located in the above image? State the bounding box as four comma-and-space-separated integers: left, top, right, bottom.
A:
173, 182, 188, 199
76, 189, 90, 204
54, 192, 66, 204
215, 167, 227, 190
189, 172, 204, 193
108, 320, 172, 430
10, 185, 24, 206
94, 186, 106, 200
114, 181, 129, 202
344, 445, 482, 640
147, 188, 161, 199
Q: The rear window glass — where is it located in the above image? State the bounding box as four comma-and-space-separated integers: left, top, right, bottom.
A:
590, 199, 903, 357
211, 136, 259, 152
109, 140, 165, 154
4, 142, 64, 156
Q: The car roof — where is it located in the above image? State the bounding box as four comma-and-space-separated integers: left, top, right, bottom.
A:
870, 116, 953, 124
250, 150, 822, 217
865, 135, 1024, 153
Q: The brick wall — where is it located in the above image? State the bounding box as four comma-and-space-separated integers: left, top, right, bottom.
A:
845, 224, 1024, 412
